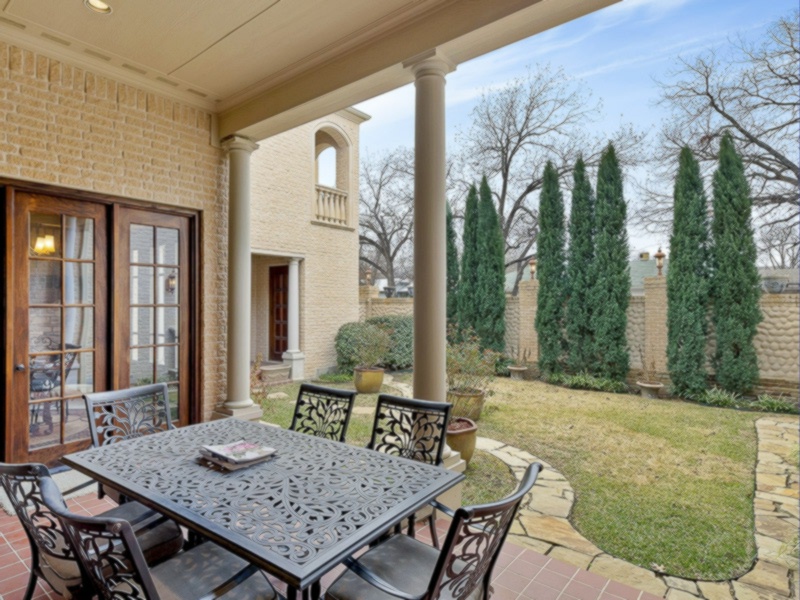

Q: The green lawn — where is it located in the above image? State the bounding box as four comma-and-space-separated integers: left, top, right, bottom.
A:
477, 377, 761, 580
255, 375, 763, 580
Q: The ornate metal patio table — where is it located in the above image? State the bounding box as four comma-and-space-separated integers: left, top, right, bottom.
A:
61, 418, 463, 597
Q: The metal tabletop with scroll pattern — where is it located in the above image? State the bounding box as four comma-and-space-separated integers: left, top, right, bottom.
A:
61, 418, 463, 589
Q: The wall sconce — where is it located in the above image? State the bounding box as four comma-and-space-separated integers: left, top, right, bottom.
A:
165, 270, 178, 294
529, 258, 537, 279
32, 234, 56, 256
655, 247, 666, 277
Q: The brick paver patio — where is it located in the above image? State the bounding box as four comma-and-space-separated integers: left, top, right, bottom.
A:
0, 490, 661, 600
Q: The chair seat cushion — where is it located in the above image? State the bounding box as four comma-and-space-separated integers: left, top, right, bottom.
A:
104, 501, 184, 564
151, 541, 276, 600
326, 534, 481, 600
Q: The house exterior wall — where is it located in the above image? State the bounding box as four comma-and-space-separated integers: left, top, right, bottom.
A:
250, 113, 361, 376
0, 42, 228, 422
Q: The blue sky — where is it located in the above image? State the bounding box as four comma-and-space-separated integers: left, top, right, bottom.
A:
353, 0, 796, 251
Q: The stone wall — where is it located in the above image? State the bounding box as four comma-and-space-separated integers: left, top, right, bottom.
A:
502, 276, 799, 395
627, 297, 645, 371
367, 275, 800, 395
0, 41, 228, 421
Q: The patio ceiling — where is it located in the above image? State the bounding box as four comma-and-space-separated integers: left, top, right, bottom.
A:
0, 0, 618, 140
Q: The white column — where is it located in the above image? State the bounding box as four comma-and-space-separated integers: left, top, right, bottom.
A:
282, 257, 305, 380
219, 135, 263, 419
404, 50, 455, 403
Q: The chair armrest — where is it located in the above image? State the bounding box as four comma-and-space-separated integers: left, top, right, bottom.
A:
342, 556, 425, 600
198, 564, 259, 600
429, 500, 455, 517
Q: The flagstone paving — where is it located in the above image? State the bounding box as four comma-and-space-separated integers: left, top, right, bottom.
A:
479, 415, 799, 600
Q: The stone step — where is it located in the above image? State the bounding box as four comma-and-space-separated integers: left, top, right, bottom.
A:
259, 363, 291, 385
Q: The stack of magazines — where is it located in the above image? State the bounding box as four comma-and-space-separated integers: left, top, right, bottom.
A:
199, 440, 276, 471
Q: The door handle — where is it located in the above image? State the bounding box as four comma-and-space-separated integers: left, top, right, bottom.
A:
15, 364, 25, 372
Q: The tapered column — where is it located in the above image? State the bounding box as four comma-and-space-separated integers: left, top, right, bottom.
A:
282, 257, 305, 380
405, 50, 455, 403
221, 135, 262, 415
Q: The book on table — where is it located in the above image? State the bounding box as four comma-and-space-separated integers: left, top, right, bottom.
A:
199, 440, 276, 469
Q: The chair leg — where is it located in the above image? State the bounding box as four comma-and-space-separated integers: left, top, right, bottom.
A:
406, 513, 417, 538
22, 571, 38, 600
428, 508, 439, 549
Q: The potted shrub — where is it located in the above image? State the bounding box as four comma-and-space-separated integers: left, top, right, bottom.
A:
507, 346, 531, 380
352, 324, 390, 393
637, 357, 663, 399
445, 329, 498, 421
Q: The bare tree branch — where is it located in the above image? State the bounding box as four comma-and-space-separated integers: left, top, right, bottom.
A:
634, 11, 800, 260
456, 65, 645, 293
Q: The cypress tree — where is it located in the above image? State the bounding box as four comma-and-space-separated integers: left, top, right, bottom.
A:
446, 202, 460, 329
589, 143, 630, 381
667, 147, 710, 398
475, 176, 506, 352
565, 157, 595, 373
711, 133, 761, 393
458, 184, 480, 333
535, 161, 567, 374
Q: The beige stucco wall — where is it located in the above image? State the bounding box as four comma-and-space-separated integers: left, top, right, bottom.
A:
0, 42, 228, 421
250, 113, 362, 376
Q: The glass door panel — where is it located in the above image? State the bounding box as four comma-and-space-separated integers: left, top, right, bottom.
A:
116, 208, 190, 426
10, 193, 107, 464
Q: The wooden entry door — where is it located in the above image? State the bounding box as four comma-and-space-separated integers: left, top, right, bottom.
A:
269, 266, 288, 361
7, 192, 108, 464
114, 207, 191, 427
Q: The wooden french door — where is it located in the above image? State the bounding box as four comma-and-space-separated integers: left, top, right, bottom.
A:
5, 191, 194, 464
8, 192, 108, 465
269, 265, 288, 361
114, 208, 191, 427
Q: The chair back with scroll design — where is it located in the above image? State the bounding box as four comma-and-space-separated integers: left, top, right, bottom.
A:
429, 462, 542, 600
289, 383, 357, 442
39, 476, 159, 600
0, 463, 90, 599
368, 394, 451, 466
84, 383, 174, 448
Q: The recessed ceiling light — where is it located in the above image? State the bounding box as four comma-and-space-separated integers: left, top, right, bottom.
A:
84, 0, 112, 14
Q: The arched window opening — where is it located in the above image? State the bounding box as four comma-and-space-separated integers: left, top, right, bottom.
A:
316, 147, 337, 188
313, 126, 350, 226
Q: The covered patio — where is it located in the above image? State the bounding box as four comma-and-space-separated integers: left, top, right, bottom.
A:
0, 493, 662, 600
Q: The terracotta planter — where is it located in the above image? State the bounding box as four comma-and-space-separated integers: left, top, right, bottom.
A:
447, 389, 486, 421
507, 365, 529, 380
637, 381, 663, 400
446, 417, 477, 465
354, 367, 384, 393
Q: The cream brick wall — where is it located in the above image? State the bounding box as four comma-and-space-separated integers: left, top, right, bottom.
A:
250, 114, 361, 376
0, 42, 228, 421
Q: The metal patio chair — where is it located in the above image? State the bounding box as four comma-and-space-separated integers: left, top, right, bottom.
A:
289, 383, 356, 443
84, 383, 174, 503
367, 394, 451, 547
325, 463, 543, 600
0, 463, 183, 600
40, 475, 277, 600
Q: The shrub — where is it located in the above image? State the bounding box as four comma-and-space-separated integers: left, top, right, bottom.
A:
335, 322, 390, 371
753, 394, 798, 415
366, 315, 413, 370
565, 372, 628, 394
316, 372, 353, 384
697, 387, 743, 409
447, 328, 499, 394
